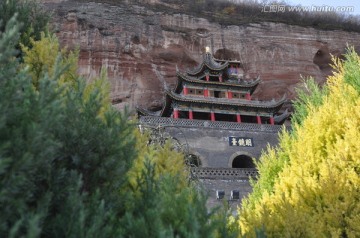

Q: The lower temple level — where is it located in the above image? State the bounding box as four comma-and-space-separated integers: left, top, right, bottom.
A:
139, 116, 289, 168
139, 116, 290, 207
173, 109, 275, 125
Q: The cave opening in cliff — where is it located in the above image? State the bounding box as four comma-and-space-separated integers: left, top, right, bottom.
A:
214, 48, 240, 61
313, 46, 332, 72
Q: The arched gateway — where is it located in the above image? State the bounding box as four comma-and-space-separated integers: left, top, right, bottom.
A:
231, 155, 255, 168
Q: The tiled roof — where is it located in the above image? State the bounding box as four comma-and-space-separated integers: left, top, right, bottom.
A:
136, 106, 159, 117
187, 52, 229, 75
176, 71, 260, 92
166, 90, 286, 109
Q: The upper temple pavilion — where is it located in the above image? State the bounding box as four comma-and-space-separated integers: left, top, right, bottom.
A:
137, 48, 289, 125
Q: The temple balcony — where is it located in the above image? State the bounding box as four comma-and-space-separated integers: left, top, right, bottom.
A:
175, 91, 286, 107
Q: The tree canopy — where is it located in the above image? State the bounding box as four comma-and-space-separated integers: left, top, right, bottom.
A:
239, 48, 360, 237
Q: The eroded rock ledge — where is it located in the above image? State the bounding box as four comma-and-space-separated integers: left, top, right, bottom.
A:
44, 0, 360, 111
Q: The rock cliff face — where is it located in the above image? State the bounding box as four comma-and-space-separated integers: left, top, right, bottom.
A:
44, 0, 360, 111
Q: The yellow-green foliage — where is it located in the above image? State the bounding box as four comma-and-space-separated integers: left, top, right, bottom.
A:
21, 32, 78, 88
241, 77, 328, 217
239, 49, 360, 237
83, 68, 111, 117
22, 32, 111, 117
126, 130, 188, 196
242, 129, 293, 211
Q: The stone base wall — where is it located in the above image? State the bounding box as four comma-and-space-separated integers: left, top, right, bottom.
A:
140, 116, 288, 167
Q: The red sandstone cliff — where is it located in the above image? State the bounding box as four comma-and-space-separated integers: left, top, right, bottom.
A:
43, 0, 360, 111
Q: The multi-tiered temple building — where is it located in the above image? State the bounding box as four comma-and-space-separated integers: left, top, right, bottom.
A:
138, 50, 288, 125
137, 49, 289, 206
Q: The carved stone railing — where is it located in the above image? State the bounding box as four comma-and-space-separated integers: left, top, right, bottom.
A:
191, 167, 258, 180
140, 116, 290, 133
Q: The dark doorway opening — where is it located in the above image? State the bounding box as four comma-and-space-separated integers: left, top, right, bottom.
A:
214, 113, 235, 122
232, 155, 255, 168
178, 110, 187, 119
214, 91, 220, 98
193, 111, 210, 120
186, 154, 202, 167
240, 115, 256, 123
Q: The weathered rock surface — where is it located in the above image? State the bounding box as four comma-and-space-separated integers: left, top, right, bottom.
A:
43, 0, 360, 111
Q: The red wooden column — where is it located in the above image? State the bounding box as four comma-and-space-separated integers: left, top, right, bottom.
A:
245, 92, 251, 100
256, 115, 262, 124
183, 85, 188, 95
206, 75, 209, 81
188, 110, 193, 120
219, 75, 223, 82
173, 109, 179, 119
204, 88, 209, 97
269, 116, 275, 125
228, 91, 233, 99
236, 114, 241, 123
210, 112, 216, 121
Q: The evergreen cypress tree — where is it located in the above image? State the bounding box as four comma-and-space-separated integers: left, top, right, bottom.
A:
0, 0, 49, 60
1, 14, 235, 238
0, 16, 136, 237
